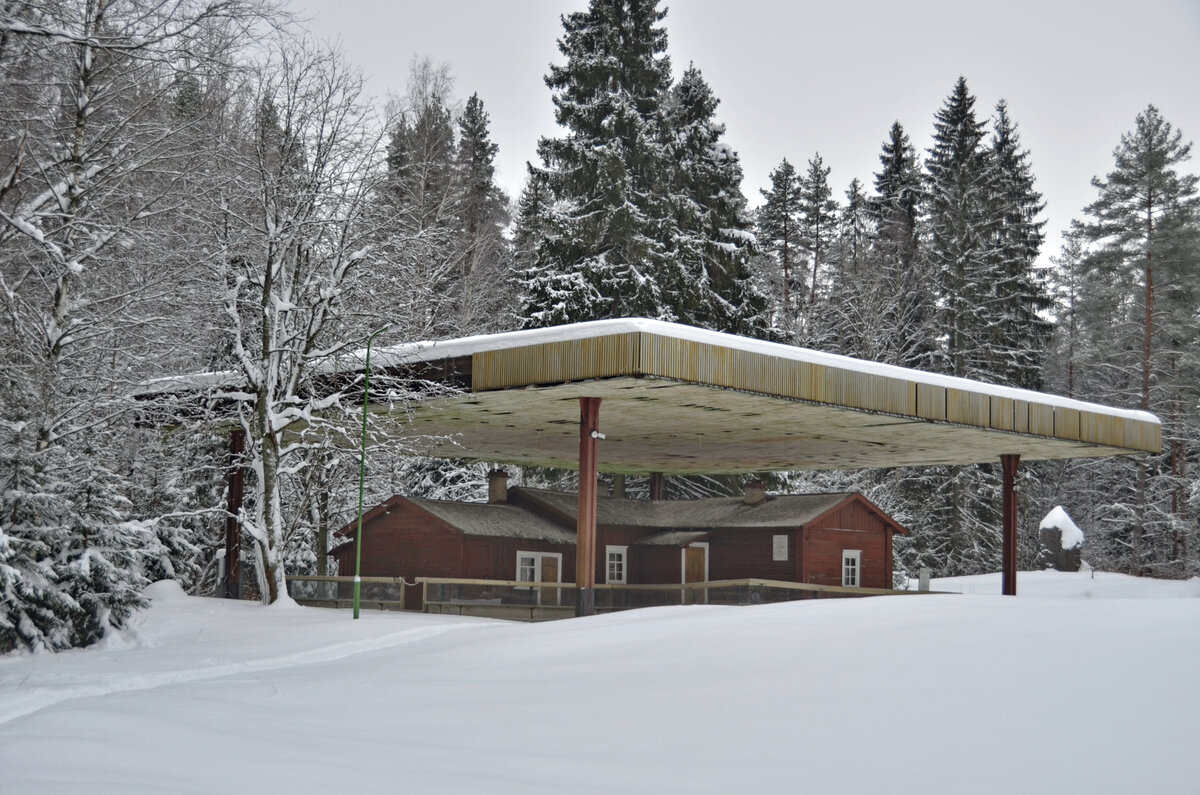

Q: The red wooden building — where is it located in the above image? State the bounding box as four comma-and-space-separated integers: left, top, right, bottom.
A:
330, 472, 908, 609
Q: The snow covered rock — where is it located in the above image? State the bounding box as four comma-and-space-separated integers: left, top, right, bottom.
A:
1036, 506, 1084, 572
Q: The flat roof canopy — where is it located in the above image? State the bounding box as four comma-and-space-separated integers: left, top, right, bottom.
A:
364, 319, 1160, 475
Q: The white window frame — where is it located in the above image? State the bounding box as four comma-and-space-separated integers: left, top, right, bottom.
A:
605, 545, 628, 584
842, 549, 862, 588
515, 550, 563, 605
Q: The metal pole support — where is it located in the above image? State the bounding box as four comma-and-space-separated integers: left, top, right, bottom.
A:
576, 397, 601, 617
1001, 454, 1020, 596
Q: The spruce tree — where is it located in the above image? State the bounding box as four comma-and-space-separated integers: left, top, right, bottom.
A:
925, 77, 995, 380
921, 80, 1009, 577
519, 0, 677, 326
664, 65, 769, 336
871, 121, 937, 369
455, 93, 507, 273
817, 179, 875, 356
985, 100, 1052, 389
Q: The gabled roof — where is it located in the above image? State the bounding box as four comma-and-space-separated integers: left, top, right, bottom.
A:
409, 498, 575, 544
330, 494, 575, 551
510, 487, 906, 533
330, 487, 907, 555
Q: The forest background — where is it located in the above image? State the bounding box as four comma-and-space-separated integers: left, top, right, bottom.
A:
1, 0, 1197, 653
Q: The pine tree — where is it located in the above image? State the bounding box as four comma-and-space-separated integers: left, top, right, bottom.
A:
1070, 105, 1200, 575
797, 153, 839, 337
453, 92, 513, 331
756, 158, 803, 331
518, 0, 678, 326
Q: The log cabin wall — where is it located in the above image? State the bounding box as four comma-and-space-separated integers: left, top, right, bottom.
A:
706, 529, 796, 581
802, 527, 891, 589
634, 546, 685, 584
335, 501, 466, 581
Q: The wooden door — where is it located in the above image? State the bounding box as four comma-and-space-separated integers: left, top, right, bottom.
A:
684, 546, 705, 583
539, 556, 559, 606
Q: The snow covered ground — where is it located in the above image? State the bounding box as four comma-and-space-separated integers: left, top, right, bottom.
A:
2, 571, 1198, 794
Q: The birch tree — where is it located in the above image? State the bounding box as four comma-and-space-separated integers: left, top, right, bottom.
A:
0, 0, 260, 650
213, 39, 384, 604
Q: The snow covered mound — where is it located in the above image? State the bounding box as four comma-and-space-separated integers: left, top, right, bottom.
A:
929, 568, 1200, 598
1, 571, 1197, 794
142, 579, 188, 602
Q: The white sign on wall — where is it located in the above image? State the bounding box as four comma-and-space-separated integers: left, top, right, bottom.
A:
772, 534, 788, 561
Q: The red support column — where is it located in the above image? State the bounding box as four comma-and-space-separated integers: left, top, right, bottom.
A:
223, 428, 246, 599
649, 472, 665, 501
1001, 454, 1020, 596
576, 398, 601, 617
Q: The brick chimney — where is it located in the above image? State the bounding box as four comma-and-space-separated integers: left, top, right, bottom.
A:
743, 480, 766, 505
487, 469, 509, 504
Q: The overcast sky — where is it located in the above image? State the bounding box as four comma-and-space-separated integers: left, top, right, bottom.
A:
290, 0, 1200, 263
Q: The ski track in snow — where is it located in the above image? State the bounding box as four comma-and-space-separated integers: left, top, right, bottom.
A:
0, 623, 476, 727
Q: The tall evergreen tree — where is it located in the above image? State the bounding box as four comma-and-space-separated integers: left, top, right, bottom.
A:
756, 158, 803, 331
797, 153, 839, 336
513, 165, 551, 270
871, 121, 937, 369
518, 0, 677, 327
454, 93, 506, 272
925, 77, 996, 380
664, 65, 768, 335
1069, 105, 1200, 575
817, 178, 875, 356
985, 100, 1052, 389
453, 92, 513, 331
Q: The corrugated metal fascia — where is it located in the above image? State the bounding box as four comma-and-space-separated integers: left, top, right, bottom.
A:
470, 332, 643, 391
633, 332, 1157, 453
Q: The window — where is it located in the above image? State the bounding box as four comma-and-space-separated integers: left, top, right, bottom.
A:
515, 551, 563, 605
606, 545, 628, 584
517, 554, 537, 584
842, 550, 862, 587
772, 534, 788, 562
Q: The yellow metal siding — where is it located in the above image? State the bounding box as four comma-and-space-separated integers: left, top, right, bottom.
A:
472, 333, 641, 390
1054, 407, 1081, 442
465, 330, 1158, 455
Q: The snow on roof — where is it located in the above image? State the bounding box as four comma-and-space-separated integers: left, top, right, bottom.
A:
1039, 505, 1085, 550
364, 318, 1158, 425
136, 318, 1157, 430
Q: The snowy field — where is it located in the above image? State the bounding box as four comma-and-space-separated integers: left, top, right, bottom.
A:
2, 571, 1198, 794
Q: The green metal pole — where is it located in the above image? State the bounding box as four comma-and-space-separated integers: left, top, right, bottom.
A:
353, 326, 387, 619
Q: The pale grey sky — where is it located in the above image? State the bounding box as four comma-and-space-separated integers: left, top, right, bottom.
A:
291, 0, 1200, 263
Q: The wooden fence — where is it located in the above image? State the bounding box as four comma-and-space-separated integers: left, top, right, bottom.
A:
286, 575, 946, 621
